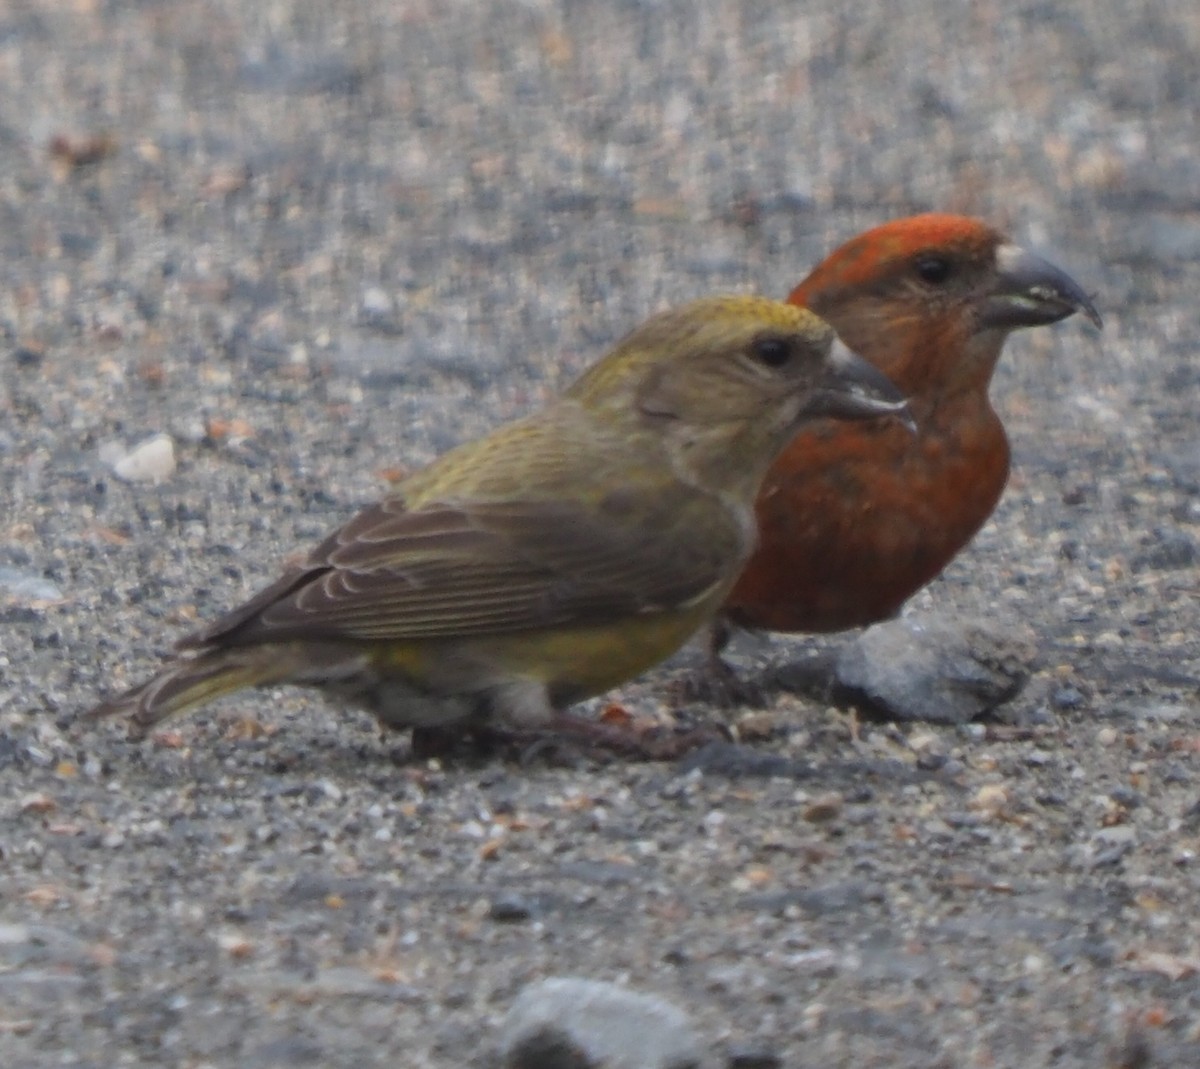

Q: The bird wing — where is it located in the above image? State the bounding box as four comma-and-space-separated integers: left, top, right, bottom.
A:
179, 491, 740, 649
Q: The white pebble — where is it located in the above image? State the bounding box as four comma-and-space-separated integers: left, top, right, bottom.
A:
111, 434, 176, 484
361, 286, 393, 315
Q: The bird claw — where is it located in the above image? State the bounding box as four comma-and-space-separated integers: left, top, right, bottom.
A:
669, 656, 771, 711
563, 711, 732, 758
405, 705, 729, 763
406, 715, 726, 766
514, 712, 731, 764
767, 653, 838, 703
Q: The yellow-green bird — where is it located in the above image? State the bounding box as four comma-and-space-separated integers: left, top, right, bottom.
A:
87, 296, 909, 742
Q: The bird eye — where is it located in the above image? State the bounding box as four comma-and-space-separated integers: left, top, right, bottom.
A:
750, 335, 794, 368
914, 255, 952, 285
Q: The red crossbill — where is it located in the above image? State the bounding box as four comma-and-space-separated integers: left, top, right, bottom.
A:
720, 214, 1101, 644
87, 296, 909, 743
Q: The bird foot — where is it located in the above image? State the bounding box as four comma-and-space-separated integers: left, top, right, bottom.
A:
768, 652, 838, 702
668, 656, 770, 711
406, 711, 731, 766
540, 711, 731, 762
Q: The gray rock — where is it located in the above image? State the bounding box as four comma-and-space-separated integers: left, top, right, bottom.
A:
499, 978, 704, 1069
834, 612, 1037, 724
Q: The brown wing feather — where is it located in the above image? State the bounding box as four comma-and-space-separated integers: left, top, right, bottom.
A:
179, 492, 740, 651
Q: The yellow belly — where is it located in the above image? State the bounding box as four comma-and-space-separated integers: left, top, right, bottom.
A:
371, 601, 715, 707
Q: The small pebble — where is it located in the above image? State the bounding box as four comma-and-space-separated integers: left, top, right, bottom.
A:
802, 791, 843, 823
0, 567, 63, 602
489, 893, 535, 922
726, 1045, 782, 1069
108, 433, 176, 484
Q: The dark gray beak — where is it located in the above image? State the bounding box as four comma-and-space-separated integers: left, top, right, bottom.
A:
981, 244, 1103, 331
803, 340, 916, 432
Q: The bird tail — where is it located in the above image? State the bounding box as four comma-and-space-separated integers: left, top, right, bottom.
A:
85, 649, 294, 739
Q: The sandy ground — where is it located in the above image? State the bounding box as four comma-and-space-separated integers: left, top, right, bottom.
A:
2, 1, 1199, 1066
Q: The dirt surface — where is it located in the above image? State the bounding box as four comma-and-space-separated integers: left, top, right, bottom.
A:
2, 2, 1199, 1066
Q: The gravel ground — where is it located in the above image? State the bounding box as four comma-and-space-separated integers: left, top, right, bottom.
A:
2, 2, 1199, 1066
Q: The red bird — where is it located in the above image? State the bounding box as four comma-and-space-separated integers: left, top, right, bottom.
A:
721, 213, 1101, 641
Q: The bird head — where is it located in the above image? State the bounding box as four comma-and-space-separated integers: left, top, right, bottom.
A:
566, 296, 911, 494
787, 214, 1101, 397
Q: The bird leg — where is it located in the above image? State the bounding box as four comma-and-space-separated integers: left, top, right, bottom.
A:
667, 619, 772, 710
